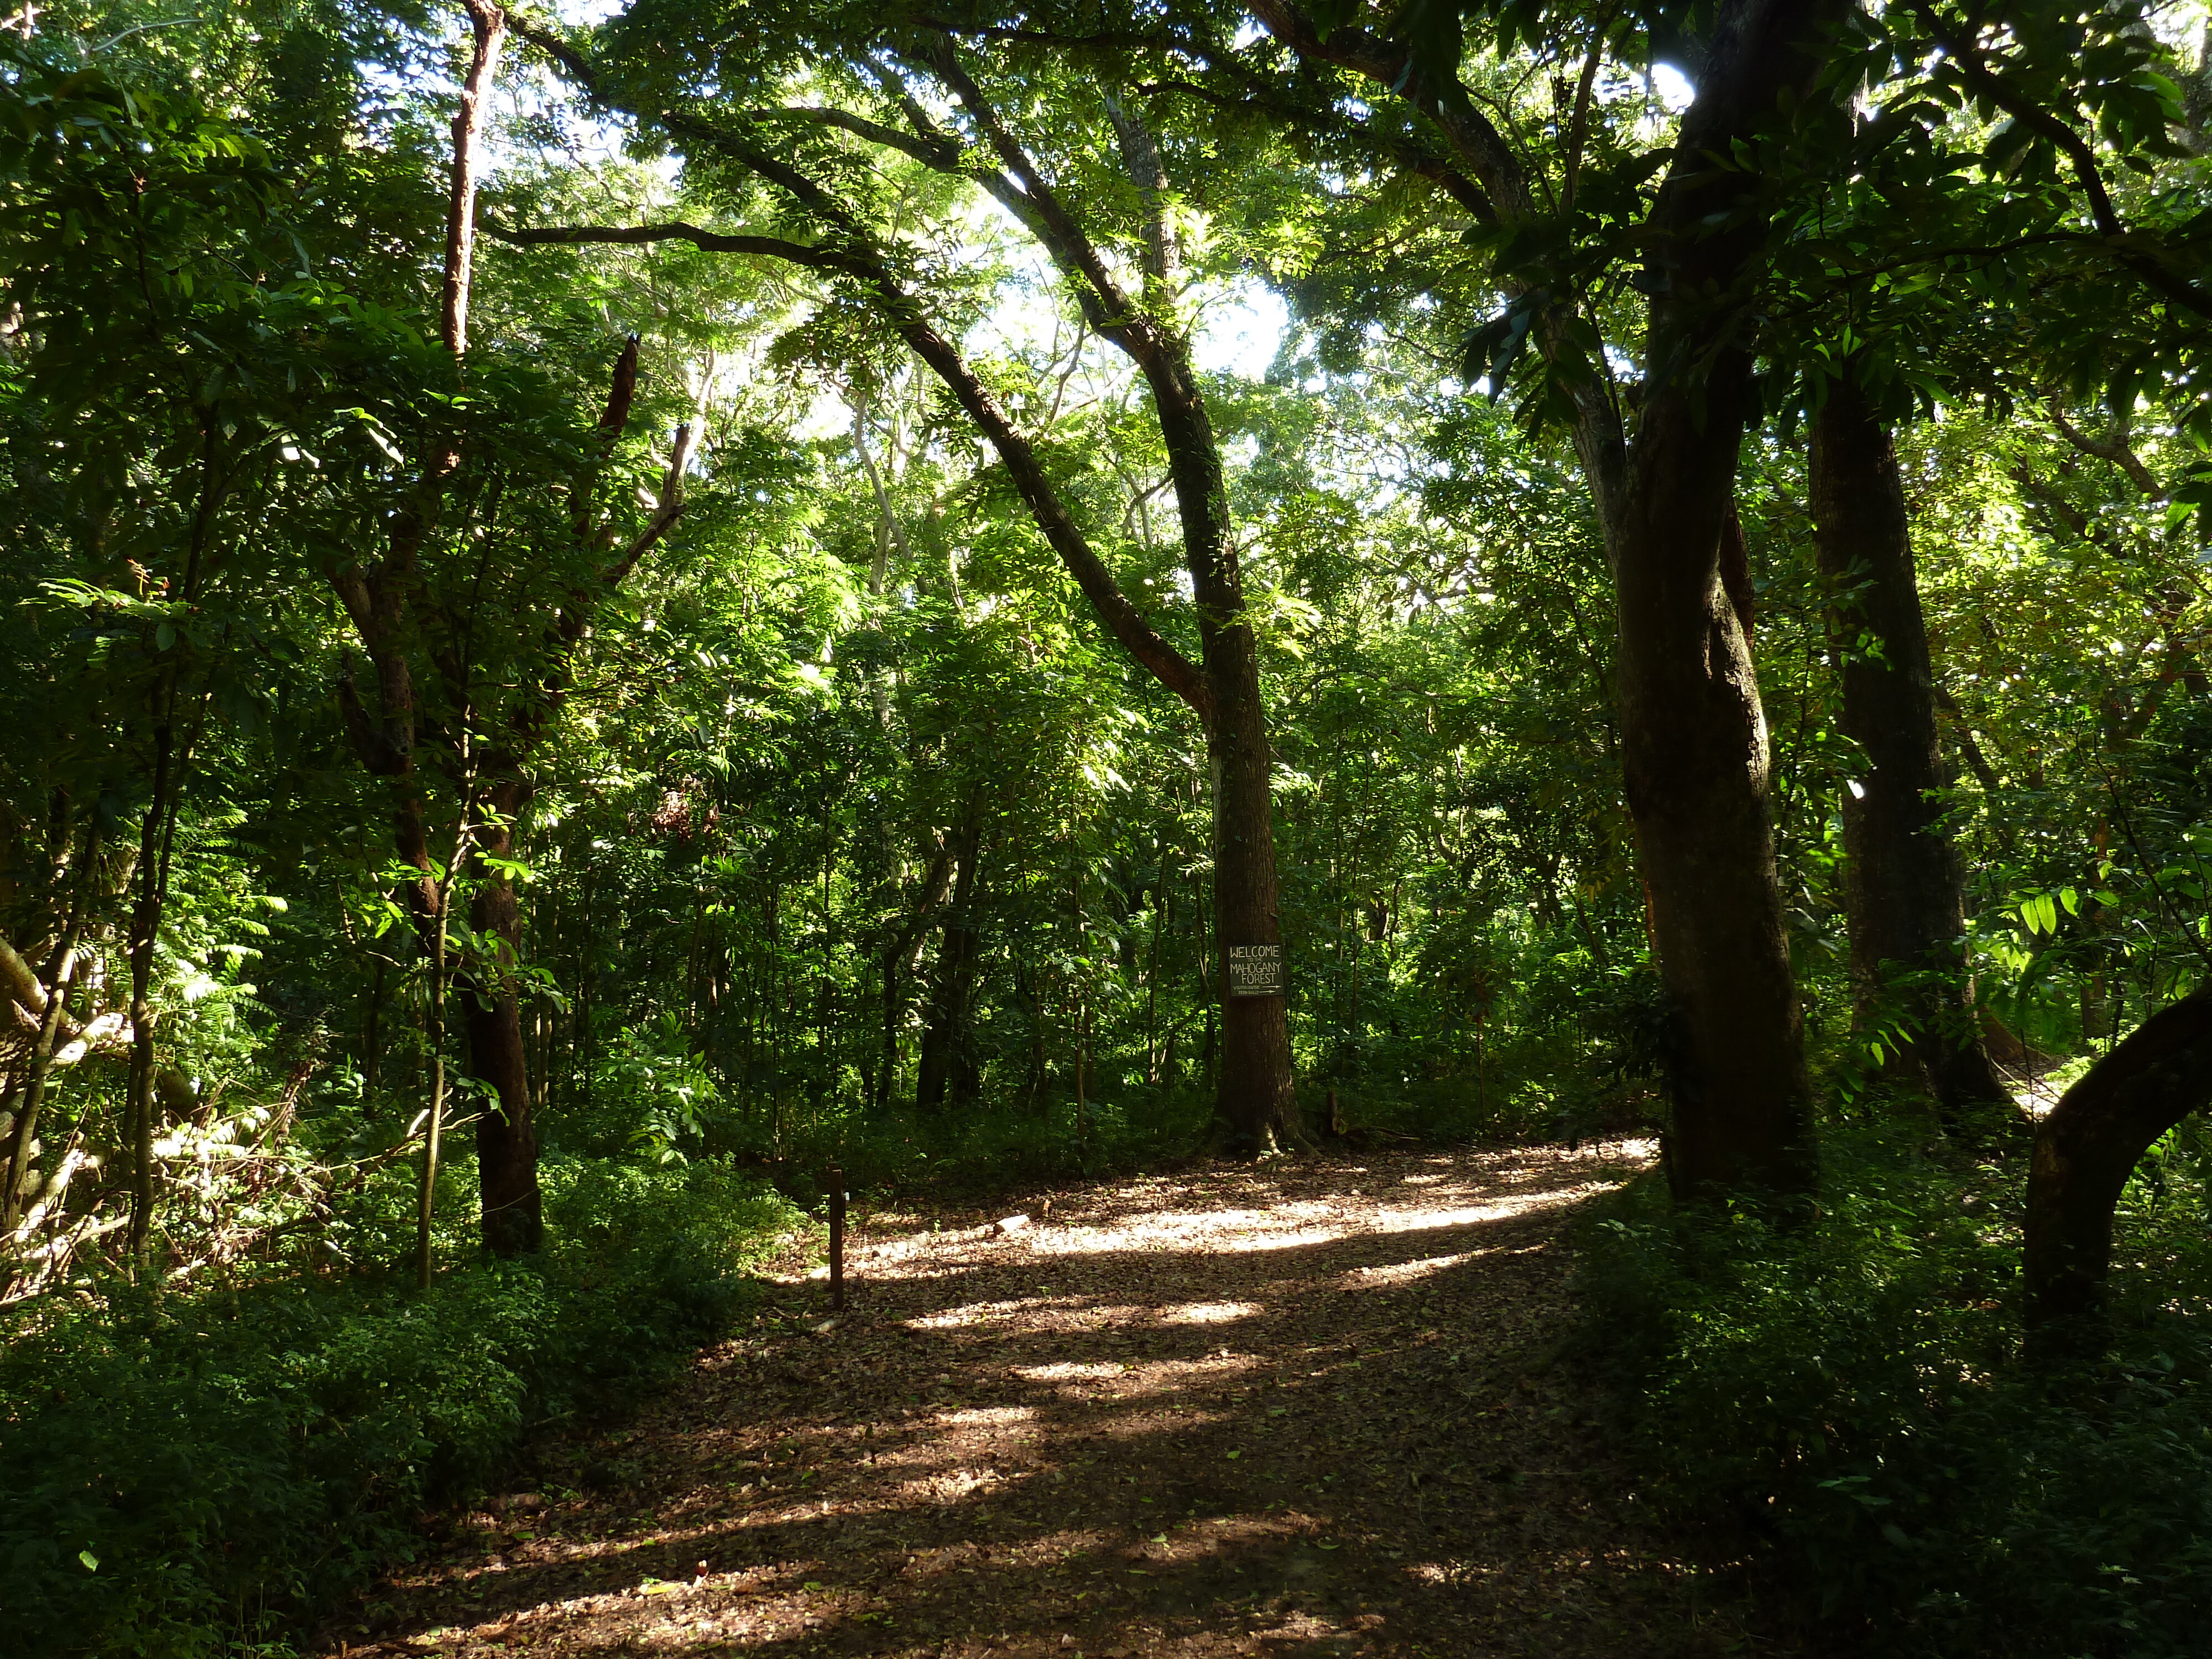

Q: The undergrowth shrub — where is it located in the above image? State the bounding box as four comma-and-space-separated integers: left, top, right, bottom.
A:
0, 1159, 802, 1659
1579, 1125, 2212, 1657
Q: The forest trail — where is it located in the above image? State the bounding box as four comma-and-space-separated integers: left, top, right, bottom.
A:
342, 1145, 1732, 1659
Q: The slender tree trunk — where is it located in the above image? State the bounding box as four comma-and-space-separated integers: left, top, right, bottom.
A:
0, 1073, 19, 1225
463, 773, 542, 1256
2023, 988, 2212, 1350
417, 893, 450, 1288
1811, 369, 2014, 1123
1180, 413, 1297, 1151
361, 952, 387, 1098
3, 877, 89, 1236
875, 883, 898, 1115
124, 728, 178, 1266
916, 816, 984, 1114
1145, 842, 1164, 1084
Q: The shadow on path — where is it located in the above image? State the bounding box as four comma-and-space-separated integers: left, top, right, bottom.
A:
327, 1143, 1741, 1658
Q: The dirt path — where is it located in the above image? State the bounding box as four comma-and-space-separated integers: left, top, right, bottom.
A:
337, 1143, 1728, 1658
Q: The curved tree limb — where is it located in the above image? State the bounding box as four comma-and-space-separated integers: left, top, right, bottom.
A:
484, 216, 1214, 718
2025, 988, 2212, 1349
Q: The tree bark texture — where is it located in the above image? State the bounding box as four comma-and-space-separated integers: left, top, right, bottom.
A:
1598, 1, 1851, 1196
1098, 95, 1297, 1153
1204, 593, 1296, 1153
1811, 370, 2013, 1120
916, 817, 984, 1114
1614, 362, 1813, 1196
2023, 989, 2212, 1346
462, 770, 542, 1256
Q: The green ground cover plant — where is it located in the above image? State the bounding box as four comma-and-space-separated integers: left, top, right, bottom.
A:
1580, 1123, 2212, 1657
0, 1160, 801, 1658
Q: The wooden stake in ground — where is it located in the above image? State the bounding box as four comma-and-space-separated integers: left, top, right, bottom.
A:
827, 1164, 846, 1313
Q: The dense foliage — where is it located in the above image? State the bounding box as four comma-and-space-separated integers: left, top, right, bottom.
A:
3, 0, 2209, 1653
1583, 1124, 2212, 1655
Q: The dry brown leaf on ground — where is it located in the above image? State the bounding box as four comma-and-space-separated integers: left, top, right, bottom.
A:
322, 1144, 1779, 1658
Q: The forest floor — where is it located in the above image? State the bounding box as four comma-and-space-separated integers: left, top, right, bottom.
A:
327, 1143, 1775, 1659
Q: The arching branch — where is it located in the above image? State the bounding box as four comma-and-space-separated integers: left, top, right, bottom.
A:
484, 217, 1213, 719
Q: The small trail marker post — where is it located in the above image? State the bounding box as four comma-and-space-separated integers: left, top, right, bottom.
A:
827, 1165, 846, 1313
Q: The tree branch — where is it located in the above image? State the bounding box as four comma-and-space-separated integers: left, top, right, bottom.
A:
907, 36, 1146, 341
486, 217, 1213, 718
603, 419, 696, 588
2044, 397, 2163, 498
444, 0, 508, 359
1910, 2, 2212, 322
757, 103, 961, 169
1244, 0, 1532, 218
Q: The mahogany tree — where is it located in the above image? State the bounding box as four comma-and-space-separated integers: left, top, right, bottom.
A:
1218, 0, 1849, 1194
326, 0, 695, 1253
503, 11, 1305, 1151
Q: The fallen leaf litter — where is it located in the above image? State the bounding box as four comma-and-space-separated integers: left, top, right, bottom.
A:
325, 1142, 1759, 1657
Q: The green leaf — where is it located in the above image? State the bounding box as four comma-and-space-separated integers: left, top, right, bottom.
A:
79, 1551, 98, 1572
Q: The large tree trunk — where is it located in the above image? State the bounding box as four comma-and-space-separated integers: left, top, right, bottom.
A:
1593, 1, 1851, 1200
462, 771, 542, 1256
1204, 629, 1297, 1152
1614, 364, 1815, 1196
916, 816, 984, 1114
1249, 0, 1840, 1191
1125, 85, 1298, 1149
1100, 95, 1297, 1154
2023, 989, 2212, 1350
1811, 369, 2014, 1123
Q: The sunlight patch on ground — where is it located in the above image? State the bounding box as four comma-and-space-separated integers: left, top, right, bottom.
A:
905, 1296, 1060, 1329
1346, 1250, 1480, 1286
1367, 1177, 1625, 1234
932, 1405, 1036, 1431
1162, 1299, 1263, 1323
1131, 1510, 1310, 1563
1217, 1227, 1348, 1253
893, 1466, 1008, 1503
1018, 1360, 1125, 1382
1024, 1177, 1624, 1259
1017, 1353, 1255, 1400
1034, 1215, 1347, 1256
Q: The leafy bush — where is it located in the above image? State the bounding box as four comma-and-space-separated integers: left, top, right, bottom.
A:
0, 1160, 802, 1659
1578, 1128, 2212, 1656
